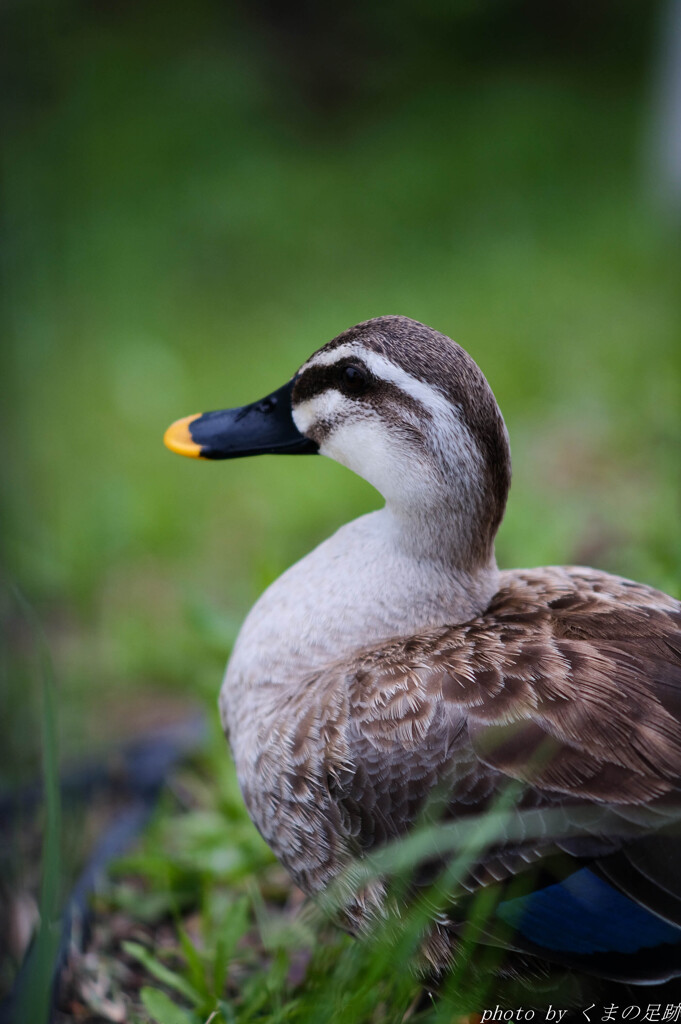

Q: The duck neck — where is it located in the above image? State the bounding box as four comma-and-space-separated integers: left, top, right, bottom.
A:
224, 504, 499, 697
384, 492, 492, 569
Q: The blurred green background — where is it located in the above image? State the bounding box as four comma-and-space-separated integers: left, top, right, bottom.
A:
1, 0, 680, 991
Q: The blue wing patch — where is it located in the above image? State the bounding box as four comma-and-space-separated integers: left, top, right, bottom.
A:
496, 868, 681, 955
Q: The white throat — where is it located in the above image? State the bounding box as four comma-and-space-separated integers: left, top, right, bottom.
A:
220, 506, 499, 748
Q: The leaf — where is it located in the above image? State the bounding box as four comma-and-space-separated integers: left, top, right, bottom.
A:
140, 987, 195, 1024
123, 941, 202, 1004
213, 896, 250, 995
177, 923, 209, 998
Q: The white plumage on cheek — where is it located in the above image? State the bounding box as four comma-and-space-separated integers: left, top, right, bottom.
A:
293, 390, 438, 506
321, 418, 436, 505
292, 388, 346, 434
292, 343, 484, 511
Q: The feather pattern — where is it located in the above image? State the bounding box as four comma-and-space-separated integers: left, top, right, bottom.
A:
238, 566, 681, 981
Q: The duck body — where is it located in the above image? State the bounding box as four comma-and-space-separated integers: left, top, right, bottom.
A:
166, 316, 681, 993
223, 559, 681, 987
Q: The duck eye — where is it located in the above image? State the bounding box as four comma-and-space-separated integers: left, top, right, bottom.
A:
339, 365, 369, 396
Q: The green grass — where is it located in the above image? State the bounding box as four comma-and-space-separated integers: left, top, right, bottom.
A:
1, 3, 680, 1020
10, 588, 63, 1024
81, 756, 582, 1022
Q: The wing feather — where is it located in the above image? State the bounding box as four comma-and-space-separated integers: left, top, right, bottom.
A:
331, 567, 681, 977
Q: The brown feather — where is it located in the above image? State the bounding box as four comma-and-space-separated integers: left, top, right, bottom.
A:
311, 568, 681, 966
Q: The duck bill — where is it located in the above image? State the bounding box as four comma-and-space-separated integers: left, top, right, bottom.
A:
164, 378, 318, 460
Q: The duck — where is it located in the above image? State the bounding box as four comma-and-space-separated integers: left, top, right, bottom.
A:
164, 315, 681, 1001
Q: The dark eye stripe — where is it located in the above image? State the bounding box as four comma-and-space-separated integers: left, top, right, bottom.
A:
293, 359, 433, 435
293, 359, 371, 404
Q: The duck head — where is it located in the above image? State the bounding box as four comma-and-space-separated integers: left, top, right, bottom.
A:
164, 315, 511, 568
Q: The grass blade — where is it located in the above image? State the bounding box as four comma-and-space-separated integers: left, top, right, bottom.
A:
13, 586, 62, 1024
123, 940, 202, 1004
140, 986, 196, 1024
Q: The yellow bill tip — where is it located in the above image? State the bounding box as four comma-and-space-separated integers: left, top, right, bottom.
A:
164, 414, 204, 458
